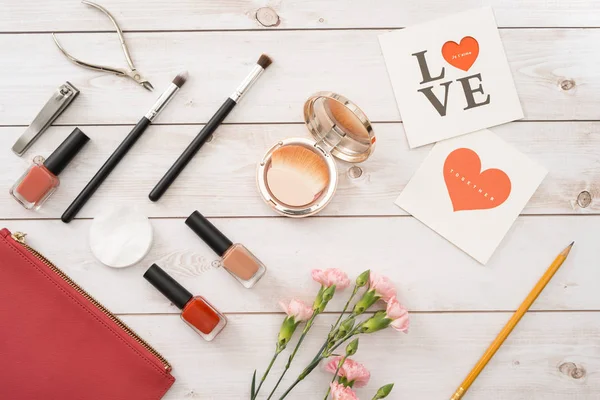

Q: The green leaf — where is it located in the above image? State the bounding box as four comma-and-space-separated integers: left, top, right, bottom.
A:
251, 370, 257, 399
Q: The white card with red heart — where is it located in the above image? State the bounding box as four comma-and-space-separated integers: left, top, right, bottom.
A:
379, 8, 523, 148
395, 130, 546, 264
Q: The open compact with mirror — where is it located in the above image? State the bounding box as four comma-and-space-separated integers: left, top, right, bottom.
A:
257, 92, 375, 217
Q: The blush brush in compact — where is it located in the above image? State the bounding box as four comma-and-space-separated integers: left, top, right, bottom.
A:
148, 54, 273, 202
267, 145, 330, 207
257, 92, 376, 217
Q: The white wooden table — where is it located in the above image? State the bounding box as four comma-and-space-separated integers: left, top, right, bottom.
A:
2, 1, 599, 399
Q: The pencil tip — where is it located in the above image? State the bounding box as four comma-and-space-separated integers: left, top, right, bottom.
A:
561, 241, 574, 257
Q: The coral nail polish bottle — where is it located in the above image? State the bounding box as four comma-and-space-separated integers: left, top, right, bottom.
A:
185, 210, 267, 289
10, 128, 89, 210
143, 264, 227, 341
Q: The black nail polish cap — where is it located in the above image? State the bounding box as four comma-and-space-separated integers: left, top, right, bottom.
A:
44, 128, 90, 176
143, 264, 193, 310
185, 210, 233, 257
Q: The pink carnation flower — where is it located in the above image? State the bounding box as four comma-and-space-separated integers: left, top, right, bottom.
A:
312, 268, 351, 291
279, 299, 314, 322
369, 272, 397, 302
325, 356, 371, 388
386, 296, 410, 333
329, 382, 359, 400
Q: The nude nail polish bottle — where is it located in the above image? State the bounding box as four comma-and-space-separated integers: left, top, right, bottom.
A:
185, 211, 267, 288
144, 264, 227, 341
10, 128, 89, 210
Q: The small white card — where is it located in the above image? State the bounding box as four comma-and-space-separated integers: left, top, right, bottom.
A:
379, 8, 524, 148
396, 130, 546, 264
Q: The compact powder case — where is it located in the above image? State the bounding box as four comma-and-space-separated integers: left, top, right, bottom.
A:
257, 92, 375, 217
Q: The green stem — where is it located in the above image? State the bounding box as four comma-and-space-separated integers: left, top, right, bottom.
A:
331, 286, 359, 331
323, 356, 347, 400
325, 326, 361, 357
279, 357, 323, 400
267, 313, 318, 400
253, 349, 281, 400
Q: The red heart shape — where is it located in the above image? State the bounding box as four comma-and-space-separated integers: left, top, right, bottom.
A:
443, 148, 511, 212
442, 36, 479, 71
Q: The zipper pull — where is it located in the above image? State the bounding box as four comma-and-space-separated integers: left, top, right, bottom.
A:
12, 232, 27, 244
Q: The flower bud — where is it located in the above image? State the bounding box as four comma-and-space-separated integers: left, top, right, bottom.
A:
356, 270, 370, 287
373, 383, 394, 399
316, 285, 337, 312
345, 338, 359, 356
277, 316, 298, 351
322, 285, 336, 302
336, 317, 356, 339
312, 286, 325, 310
359, 311, 391, 334
353, 289, 378, 315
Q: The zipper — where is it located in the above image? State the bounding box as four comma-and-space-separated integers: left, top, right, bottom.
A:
11, 231, 172, 372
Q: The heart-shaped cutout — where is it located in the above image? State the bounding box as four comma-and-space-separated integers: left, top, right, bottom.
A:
442, 36, 479, 71
444, 148, 511, 212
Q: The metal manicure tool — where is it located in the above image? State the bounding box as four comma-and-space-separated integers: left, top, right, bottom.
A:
52, 0, 154, 91
12, 82, 80, 156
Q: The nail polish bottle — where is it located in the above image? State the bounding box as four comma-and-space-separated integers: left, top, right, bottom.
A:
10, 128, 90, 210
144, 264, 227, 341
185, 211, 266, 289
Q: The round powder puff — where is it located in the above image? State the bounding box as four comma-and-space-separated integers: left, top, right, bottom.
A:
89, 205, 153, 268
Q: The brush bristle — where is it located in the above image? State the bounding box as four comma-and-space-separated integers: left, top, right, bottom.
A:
172, 71, 189, 88
257, 54, 273, 70
271, 146, 329, 189
267, 145, 330, 207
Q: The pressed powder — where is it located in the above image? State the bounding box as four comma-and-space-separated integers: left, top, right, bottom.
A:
266, 144, 330, 207
257, 92, 375, 217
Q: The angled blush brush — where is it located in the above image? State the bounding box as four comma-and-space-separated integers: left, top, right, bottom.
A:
61, 71, 188, 223
148, 54, 273, 202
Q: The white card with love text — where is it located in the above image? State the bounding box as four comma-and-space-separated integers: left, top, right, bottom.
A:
379, 8, 523, 148
396, 130, 546, 264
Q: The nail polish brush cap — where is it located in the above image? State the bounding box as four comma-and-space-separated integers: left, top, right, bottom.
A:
44, 128, 90, 176
144, 264, 193, 310
185, 210, 233, 257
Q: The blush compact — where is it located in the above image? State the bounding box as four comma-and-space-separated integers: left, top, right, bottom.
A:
257, 92, 375, 217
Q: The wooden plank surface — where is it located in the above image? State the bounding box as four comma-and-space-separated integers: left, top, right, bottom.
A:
2, 1, 597, 398
0, 29, 597, 125
119, 313, 600, 399
1, 122, 597, 219
3, 216, 595, 314
3, 0, 600, 31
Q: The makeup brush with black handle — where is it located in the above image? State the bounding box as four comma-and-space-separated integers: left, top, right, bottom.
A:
148, 54, 273, 202
61, 71, 188, 223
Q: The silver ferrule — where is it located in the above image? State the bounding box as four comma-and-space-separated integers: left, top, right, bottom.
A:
144, 83, 180, 121
229, 65, 264, 103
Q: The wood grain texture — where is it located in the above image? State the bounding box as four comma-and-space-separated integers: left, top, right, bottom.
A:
119, 312, 600, 399
1, 1, 598, 398
2, 0, 600, 31
1, 122, 597, 219
0, 30, 597, 125
3, 216, 594, 314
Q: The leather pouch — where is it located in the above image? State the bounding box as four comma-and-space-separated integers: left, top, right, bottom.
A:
0, 228, 175, 399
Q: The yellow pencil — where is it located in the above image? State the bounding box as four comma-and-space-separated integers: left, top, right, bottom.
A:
450, 242, 575, 400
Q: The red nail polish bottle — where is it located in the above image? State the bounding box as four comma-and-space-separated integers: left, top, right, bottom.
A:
144, 264, 227, 341
10, 128, 89, 210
